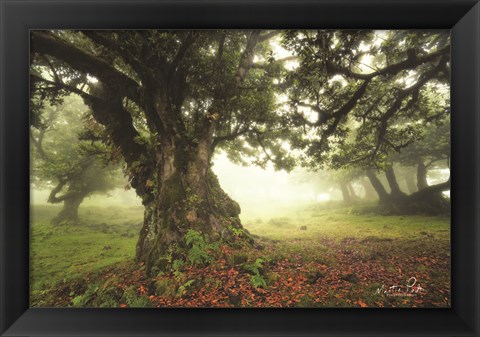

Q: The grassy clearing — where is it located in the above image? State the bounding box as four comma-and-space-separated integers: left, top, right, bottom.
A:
246, 202, 450, 263
243, 202, 450, 307
30, 205, 143, 305
30, 202, 450, 308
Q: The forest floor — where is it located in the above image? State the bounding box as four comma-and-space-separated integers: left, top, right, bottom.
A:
30, 202, 450, 308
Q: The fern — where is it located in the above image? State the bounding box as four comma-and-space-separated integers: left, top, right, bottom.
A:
177, 279, 195, 297
229, 226, 244, 237
188, 245, 212, 265
243, 258, 264, 274
185, 229, 216, 266
250, 274, 267, 288
123, 285, 151, 307
172, 259, 184, 280
244, 258, 267, 289
71, 285, 98, 307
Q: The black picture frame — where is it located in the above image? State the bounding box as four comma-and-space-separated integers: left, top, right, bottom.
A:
1, 0, 479, 336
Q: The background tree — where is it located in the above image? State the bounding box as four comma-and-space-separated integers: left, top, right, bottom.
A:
394, 119, 450, 190
30, 95, 122, 224
360, 119, 450, 211
324, 168, 364, 205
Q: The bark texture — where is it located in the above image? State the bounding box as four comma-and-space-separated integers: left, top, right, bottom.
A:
135, 143, 244, 275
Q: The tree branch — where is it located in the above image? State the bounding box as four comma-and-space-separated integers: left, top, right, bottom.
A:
31, 31, 143, 105
168, 31, 198, 81
211, 127, 251, 151
30, 73, 99, 102
326, 45, 450, 81
80, 31, 149, 80
85, 83, 155, 203
47, 177, 68, 204
258, 31, 281, 43
371, 56, 448, 159
29, 129, 48, 160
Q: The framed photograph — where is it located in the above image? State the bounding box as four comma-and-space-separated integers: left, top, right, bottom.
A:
1, 0, 479, 336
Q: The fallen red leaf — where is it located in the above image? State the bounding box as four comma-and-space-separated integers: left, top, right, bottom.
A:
358, 299, 368, 308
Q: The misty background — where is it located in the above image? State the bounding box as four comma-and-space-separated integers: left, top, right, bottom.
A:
31, 153, 449, 224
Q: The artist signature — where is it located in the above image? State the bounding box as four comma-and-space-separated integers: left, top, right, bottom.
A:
376, 277, 426, 297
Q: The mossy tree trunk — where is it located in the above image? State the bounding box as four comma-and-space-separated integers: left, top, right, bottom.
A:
85, 75, 256, 276
135, 136, 244, 275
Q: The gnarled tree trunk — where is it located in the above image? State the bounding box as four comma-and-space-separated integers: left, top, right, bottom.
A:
51, 194, 86, 225
48, 177, 89, 225
135, 137, 245, 275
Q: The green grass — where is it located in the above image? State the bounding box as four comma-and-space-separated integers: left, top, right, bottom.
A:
30, 205, 143, 296
30, 202, 450, 308
244, 202, 450, 264
242, 202, 450, 307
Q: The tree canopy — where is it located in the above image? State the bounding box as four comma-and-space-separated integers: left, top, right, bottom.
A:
280, 30, 449, 170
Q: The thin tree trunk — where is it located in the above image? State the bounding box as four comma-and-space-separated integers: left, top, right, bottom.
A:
347, 183, 360, 200
385, 166, 405, 198
366, 169, 390, 203
417, 158, 429, 190
361, 177, 377, 200
339, 181, 352, 205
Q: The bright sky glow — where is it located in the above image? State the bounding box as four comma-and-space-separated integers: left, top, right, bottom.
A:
211, 152, 326, 222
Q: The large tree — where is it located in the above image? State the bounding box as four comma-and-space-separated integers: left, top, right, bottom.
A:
31, 30, 294, 274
